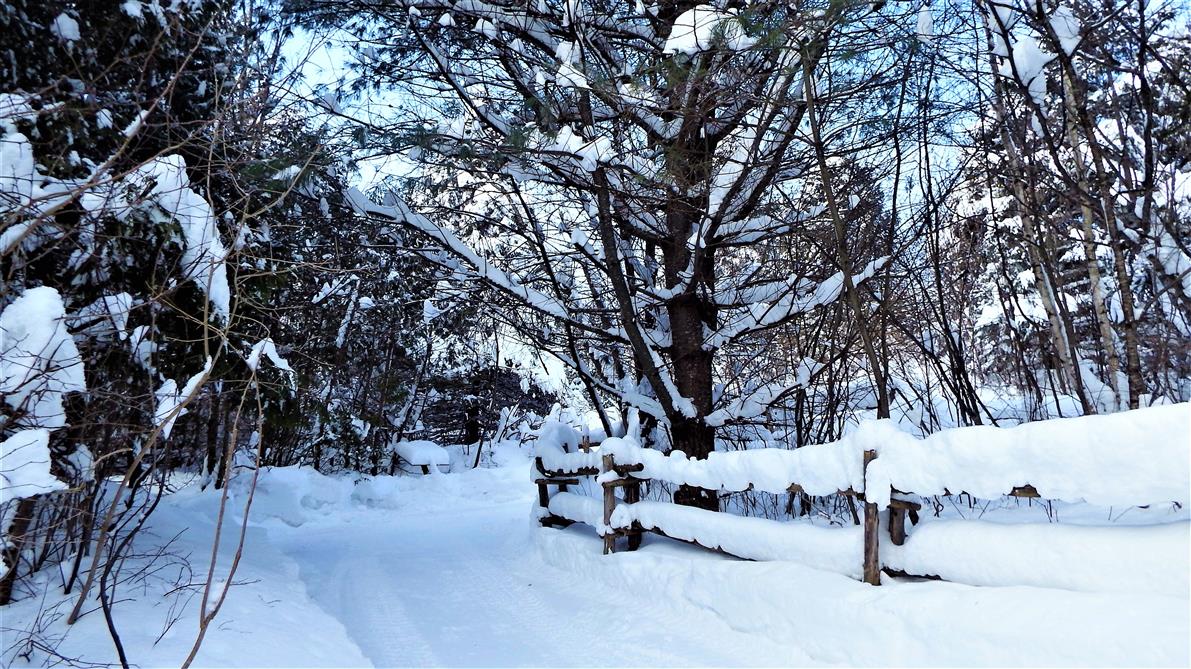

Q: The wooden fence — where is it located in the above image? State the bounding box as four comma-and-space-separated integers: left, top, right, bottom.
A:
534, 439, 1048, 586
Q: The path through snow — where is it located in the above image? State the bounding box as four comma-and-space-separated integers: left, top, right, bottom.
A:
270, 469, 814, 666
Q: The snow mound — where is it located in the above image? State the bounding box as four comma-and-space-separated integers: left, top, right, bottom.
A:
238, 466, 357, 526
887, 519, 1189, 597
350, 476, 407, 509
533, 527, 1189, 666
238, 445, 533, 524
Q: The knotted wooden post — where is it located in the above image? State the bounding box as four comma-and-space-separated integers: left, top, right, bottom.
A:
601, 453, 616, 554
862, 449, 881, 585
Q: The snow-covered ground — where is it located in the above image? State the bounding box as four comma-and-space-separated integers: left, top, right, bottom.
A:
4, 444, 1188, 667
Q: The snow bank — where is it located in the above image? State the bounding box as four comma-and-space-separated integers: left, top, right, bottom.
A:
238, 446, 533, 525
886, 519, 1190, 597
393, 439, 449, 467
240, 466, 357, 527
866, 403, 1190, 507
533, 527, 1189, 666
3, 477, 372, 668
612, 501, 862, 577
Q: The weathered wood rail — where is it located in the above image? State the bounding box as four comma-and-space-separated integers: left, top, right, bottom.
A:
535, 442, 1052, 585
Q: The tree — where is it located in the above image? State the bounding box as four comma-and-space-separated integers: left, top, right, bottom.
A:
286, 0, 921, 509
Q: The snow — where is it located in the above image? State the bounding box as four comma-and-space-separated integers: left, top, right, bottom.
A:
50, 13, 80, 42
554, 41, 591, 89
916, 4, 933, 44
548, 490, 610, 531
537, 525, 1189, 667
704, 367, 819, 426
884, 519, 1189, 597
346, 187, 569, 320
240, 465, 359, 527
69, 292, 132, 341
270, 463, 811, 667
0, 131, 38, 246
154, 357, 213, 439
705, 257, 887, 350
246, 337, 294, 373
864, 403, 1191, 508
1, 475, 370, 667
663, 5, 754, 55
473, 18, 499, 38
121, 0, 144, 20
0, 286, 86, 430
131, 155, 231, 318
540, 406, 1188, 547
393, 439, 450, 467
0, 429, 66, 506
595, 421, 896, 495
0, 93, 35, 128
1000, 36, 1055, 106
534, 418, 602, 472
547, 125, 611, 171
612, 501, 863, 576
1049, 5, 1081, 55
122, 108, 150, 137
4, 449, 1187, 667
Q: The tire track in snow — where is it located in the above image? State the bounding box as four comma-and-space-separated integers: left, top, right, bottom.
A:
273, 524, 442, 666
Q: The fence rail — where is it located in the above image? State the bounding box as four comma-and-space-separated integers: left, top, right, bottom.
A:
532, 404, 1190, 586
535, 446, 907, 583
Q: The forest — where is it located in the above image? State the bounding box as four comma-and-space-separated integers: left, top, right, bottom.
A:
1, 0, 1189, 666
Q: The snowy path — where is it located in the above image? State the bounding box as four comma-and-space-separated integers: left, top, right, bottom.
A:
271, 493, 814, 667
263, 462, 1189, 668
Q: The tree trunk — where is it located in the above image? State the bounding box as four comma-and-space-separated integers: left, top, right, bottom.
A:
665, 263, 719, 511
0, 497, 38, 605
1061, 70, 1121, 411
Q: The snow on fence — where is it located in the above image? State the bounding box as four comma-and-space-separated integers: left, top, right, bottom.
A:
393, 440, 450, 474
533, 404, 1190, 589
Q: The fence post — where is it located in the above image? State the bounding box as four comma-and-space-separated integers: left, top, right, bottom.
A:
862, 449, 881, 585
889, 506, 907, 546
625, 478, 642, 551
602, 453, 616, 555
